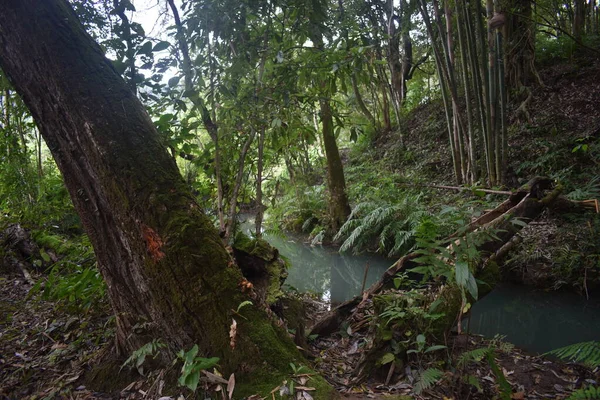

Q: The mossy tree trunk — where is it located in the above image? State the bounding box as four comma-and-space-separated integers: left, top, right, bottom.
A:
0, 0, 325, 393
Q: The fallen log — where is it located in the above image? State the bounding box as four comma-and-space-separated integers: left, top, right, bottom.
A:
310, 177, 561, 337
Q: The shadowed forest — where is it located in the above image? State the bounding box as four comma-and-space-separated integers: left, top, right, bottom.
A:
0, 0, 599, 399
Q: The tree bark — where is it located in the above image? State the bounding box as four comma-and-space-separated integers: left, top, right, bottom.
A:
320, 99, 351, 232
0, 0, 321, 393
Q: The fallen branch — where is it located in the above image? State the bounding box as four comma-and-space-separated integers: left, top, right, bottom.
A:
427, 184, 512, 196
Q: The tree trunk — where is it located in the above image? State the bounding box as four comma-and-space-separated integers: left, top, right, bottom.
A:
309, 32, 351, 232
255, 128, 265, 237
0, 0, 325, 394
320, 99, 351, 232
505, 0, 538, 88
573, 0, 586, 40
224, 131, 256, 240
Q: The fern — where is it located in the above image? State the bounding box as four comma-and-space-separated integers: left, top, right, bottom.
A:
457, 347, 493, 368
545, 341, 600, 368
335, 196, 429, 256
568, 385, 600, 400
414, 367, 443, 394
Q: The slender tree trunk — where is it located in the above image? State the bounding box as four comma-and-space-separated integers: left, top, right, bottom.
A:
255, 128, 265, 237
224, 131, 256, 240
456, 0, 477, 182
310, 33, 351, 231
320, 99, 351, 231
351, 74, 376, 127
0, 0, 318, 393
573, 0, 586, 40
417, 0, 461, 182
486, 0, 498, 185
167, 0, 226, 233
376, 65, 392, 131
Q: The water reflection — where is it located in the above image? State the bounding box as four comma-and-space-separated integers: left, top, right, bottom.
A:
465, 283, 600, 354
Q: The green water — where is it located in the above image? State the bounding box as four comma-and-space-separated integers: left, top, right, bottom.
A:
260, 231, 391, 304
239, 215, 391, 303
464, 283, 600, 354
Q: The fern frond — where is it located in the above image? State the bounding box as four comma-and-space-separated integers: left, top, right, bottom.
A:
546, 341, 600, 368
339, 225, 365, 253
567, 385, 600, 400
301, 216, 317, 232
361, 206, 387, 231
388, 230, 414, 257
457, 347, 493, 368
344, 201, 377, 223
414, 368, 443, 394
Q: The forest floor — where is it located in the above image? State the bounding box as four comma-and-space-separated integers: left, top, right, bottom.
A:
0, 271, 596, 399
2, 56, 600, 399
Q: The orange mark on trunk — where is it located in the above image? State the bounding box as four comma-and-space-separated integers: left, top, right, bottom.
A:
142, 225, 165, 262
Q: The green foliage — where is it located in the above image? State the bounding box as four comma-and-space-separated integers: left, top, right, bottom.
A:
236, 300, 253, 313
122, 339, 166, 375
267, 185, 327, 233
31, 235, 105, 312
334, 194, 429, 256
177, 345, 220, 393
545, 341, 600, 368
376, 288, 446, 370
40, 264, 106, 312
457, 337, 514, 400
413, 367, 443, 394
0, 158, 81, 233
568, 385, 600, 400
289, 362, 311, 375
566, 175, 600, 201
536, 34, 578, 64
457, 347, 493, 368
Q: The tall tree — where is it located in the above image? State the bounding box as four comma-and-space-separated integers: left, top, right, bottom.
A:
307, 0, 351, 231
0, 0, 328, 394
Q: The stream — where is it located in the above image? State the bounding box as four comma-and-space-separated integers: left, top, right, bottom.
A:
241, 217, 600, 354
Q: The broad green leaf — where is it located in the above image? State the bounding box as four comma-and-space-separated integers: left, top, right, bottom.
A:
379, 352, 395, 365
193, 356, 220, 371
168, 76, 181, 88
425, 345, 447, 353
455, 261, 469, 286
466, 273, 478, 299
153, 41, 171, 52
137, 41, 153, 56
185, 370, 200, 392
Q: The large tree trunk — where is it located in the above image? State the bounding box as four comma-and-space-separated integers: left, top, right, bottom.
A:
0, 0, 326, 395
